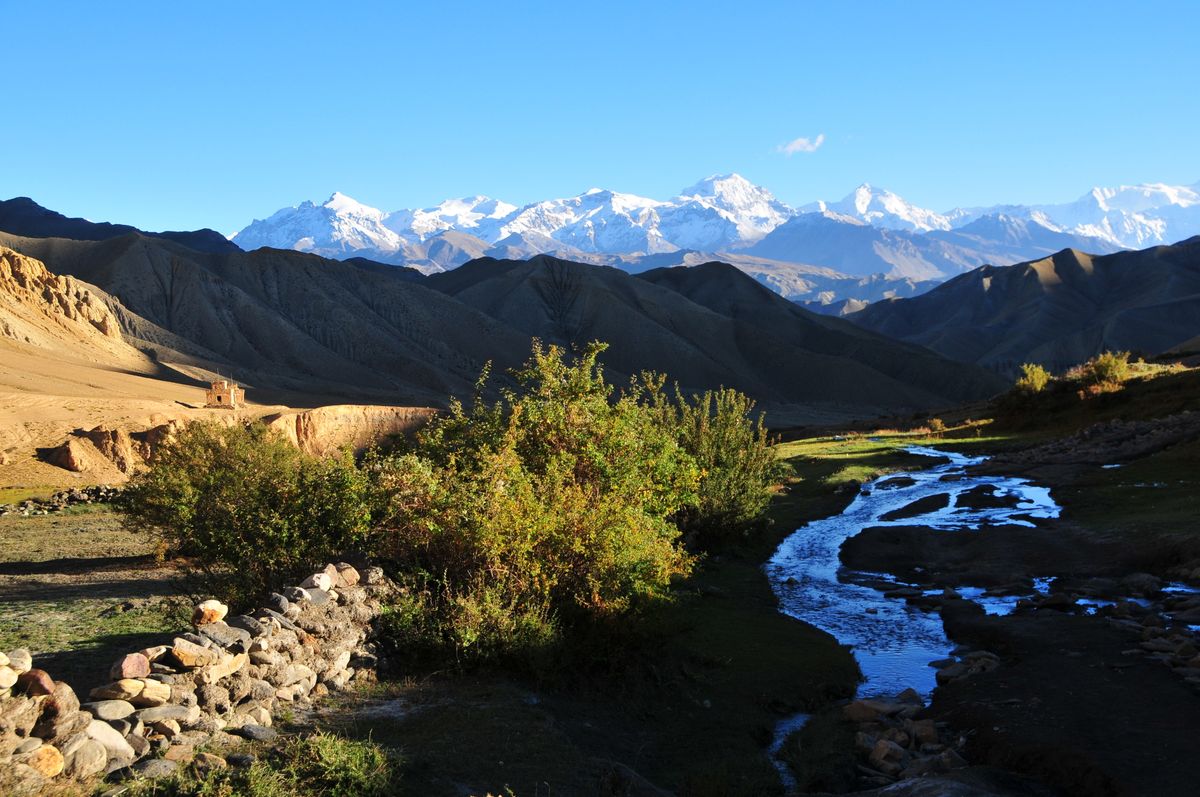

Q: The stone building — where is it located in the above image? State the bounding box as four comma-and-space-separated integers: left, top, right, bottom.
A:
204, 379, 244, 409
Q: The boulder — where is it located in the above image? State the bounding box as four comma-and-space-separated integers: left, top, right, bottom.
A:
0, 665, 17, 689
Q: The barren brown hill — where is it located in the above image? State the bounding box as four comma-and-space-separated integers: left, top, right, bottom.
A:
428, 256, 1006, 422
847, 237, 1200, 376
0, 231, 531, 406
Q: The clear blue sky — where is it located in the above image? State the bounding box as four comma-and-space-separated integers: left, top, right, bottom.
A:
3, 1, 1198, 234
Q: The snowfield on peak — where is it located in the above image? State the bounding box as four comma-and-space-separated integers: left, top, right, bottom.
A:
227, 175, 1197, 302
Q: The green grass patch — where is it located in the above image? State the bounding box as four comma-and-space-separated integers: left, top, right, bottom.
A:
122, 732, 400, 797
0, 486, 57, 504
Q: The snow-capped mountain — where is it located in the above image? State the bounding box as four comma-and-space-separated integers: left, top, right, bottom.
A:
384, 196, 517, 242
947, 181, 1200, 248
228, 175, 1196, 298
802, 184, 952, 233
232, 192, 406, 258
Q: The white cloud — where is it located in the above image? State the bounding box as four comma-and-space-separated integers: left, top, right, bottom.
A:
777, 133, 826, 156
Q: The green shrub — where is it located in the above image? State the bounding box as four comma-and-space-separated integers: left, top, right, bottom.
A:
666, 387, 784, 546
122, 422, 372, 607
927, 417, 947, 436
371, 341, 698, 665
1015, 362, 1052, 394
1078, 350, 1131, 389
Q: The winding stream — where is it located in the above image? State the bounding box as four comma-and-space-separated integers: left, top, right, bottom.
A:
767, 446, 1060, 697
763, 446, 1062, 780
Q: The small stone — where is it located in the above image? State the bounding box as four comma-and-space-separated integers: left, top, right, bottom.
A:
265, 593, 290, 614
171, 638, 218, 669
1, 762, 46, 795
362, 565, 385, 585
284, 586, 311, 603
136, 704, 193, 723
14, 737, 42, 754
199, 652, 248, 685
90, 679, 145, 701
126, 733, 150, 759
130, 679, 171, 708
110, 653, 151, 681
19, 744, 64, 778
132, 758, 179, 778
163, 743, 194, 762
85, 719, 135, 761
61, 737, 107, 778
335, 563, 360, 587
228, 615, 268, 638
192, 751, 227, 774
231, 723, 277, 742
82, 700, 136, 721
0, 665, 17, 689
193, 599, 229, 626
307, 588, 332, 606
16, 669, 55, 696
150, 718, 182, 738
7, 648, 32, 674
301, 572, 333, 592
199, 622, 253, 651
138, 645, 170, 663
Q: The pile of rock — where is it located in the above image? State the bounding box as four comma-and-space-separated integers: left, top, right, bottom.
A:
0, 485, 121, 517
842, 690, 969, 789
0, 561, 393, 793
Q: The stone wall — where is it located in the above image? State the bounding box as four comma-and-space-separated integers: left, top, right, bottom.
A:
0, 561, 393, 794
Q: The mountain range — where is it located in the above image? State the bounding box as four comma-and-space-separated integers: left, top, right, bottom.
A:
0, 226, 1006, 425
228, 176, 1200, 298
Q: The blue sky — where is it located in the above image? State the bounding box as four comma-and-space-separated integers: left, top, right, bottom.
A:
3, 1, 1198, 233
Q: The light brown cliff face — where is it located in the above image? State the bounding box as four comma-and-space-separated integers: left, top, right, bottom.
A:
0, 246, 135, 362
263, 405, 437, 457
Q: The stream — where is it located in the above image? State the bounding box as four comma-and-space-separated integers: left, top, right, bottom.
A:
763, 446, 1062, 779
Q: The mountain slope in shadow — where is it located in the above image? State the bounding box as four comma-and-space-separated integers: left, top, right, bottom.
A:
847, 237, 1200, 375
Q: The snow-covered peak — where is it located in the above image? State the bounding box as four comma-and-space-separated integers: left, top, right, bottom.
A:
322, 191, 384, 218
386, 195, 517, 241
819, 184, 952, 233
676, 173, 792, 242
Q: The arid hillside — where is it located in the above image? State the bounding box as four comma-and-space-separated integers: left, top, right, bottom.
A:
848, 237, 1200, 375
0, 233, 1006, 427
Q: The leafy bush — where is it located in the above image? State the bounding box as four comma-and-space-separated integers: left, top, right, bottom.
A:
926, 417, 947, 436
370, 341, 698, 664
122, 422, 372, 607
1015, 362, 1052, 394
1077, 350, 1131, 389
666, 387, 784, 546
